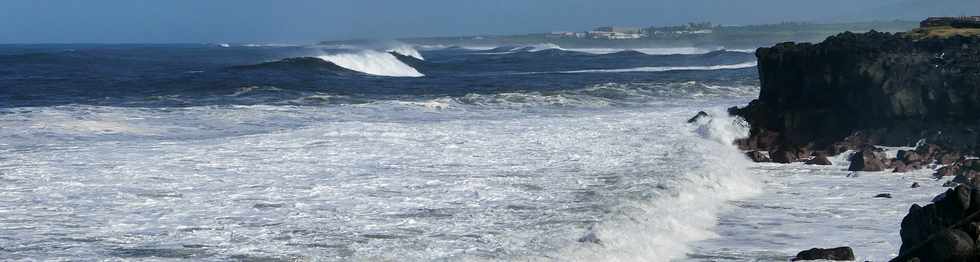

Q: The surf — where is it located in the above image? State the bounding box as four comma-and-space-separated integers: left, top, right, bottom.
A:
557, 61, 758, 74
316, 50, 424, 77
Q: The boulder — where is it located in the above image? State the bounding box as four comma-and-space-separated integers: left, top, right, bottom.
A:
875, 193, 893, 198
791, 247, 855, 261
770, 149, 798, 164
805, 152, 832, 165
898, 150, 924, 163
893, 161, 910, 173
899, 186, 976, 261
937, 165, 961, 177
939, 151, 963, 166
848, 146, 889, 171
746, 151, 771, 162
921, 229, 975, 262
911, 182, 921, 188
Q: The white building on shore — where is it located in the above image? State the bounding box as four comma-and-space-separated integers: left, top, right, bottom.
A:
588, 27, 646, 39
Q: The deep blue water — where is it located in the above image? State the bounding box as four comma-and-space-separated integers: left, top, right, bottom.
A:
0, 44, 758, 108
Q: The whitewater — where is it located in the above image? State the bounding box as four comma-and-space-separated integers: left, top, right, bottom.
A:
0, 43, 940, 261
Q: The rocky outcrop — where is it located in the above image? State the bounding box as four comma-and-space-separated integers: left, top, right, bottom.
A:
805, 152, 833, 165
897, 185, 980, 262
848, 146, 891, 171
746, 151, 771, 162
792, 247, 855, 261
727, 30, 980, 261
730, 31, 980, 157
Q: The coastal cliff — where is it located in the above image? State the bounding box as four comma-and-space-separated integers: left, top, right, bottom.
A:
731, 31, 980, 156
729, 30, 980, 261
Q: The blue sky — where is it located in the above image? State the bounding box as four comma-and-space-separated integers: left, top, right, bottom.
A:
0, 0, 916, 43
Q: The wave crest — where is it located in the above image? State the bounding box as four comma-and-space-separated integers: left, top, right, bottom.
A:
317, 50, 424, 77
557, 61, 758, 74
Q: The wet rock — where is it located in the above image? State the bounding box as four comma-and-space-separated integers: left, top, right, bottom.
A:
911, 182, 921, 188
805, 152, 832, 165
939, 151, 963, 166
735, 129, 780, 151
922, 229, 975, 262
848, 146, 889, 171
687, 111, 710, 123
893, 161, 910, 173
915, 144, 943, 162
770, 149, 798, 164
729, 31, 980, 163
898, 150, 924, 163
937, 165, 960, 177
875, 193, 893, 198
746, 151, 771, 162
791, 247, 855, 261
900, 186, 977, 261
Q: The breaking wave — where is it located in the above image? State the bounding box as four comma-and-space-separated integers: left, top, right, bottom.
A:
431, 81, 760, 109
464, 43, 754, 56
317, 50, 424, 77
556, 61, 758, 74
561, 109, 760, 261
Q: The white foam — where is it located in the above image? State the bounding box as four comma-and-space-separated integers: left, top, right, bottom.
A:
558, 109, 760, 262
566, 47, 722, 55
514, 43, 563, 52
317, 50, 424, 77
557, 61, 758, 74
0, 100, 763, 261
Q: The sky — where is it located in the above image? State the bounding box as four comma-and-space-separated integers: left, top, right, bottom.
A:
0, 0, 924, 44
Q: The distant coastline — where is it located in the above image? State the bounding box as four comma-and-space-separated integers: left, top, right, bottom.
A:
322, 20, 918, 50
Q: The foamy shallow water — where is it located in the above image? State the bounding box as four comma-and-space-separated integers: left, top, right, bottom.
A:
0, 95, 943, 261
0, 98, 761, 261
688, 151, 944, 261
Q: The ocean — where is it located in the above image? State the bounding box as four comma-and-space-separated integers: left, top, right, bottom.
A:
0, 43, 937, 261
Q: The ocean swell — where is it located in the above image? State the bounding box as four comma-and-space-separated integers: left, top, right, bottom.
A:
317, 50, 424, 77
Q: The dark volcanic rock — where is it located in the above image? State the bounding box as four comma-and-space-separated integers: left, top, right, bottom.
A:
791, 247, 855, 261
805, 152, 833, 165
729, 31, 980, 157
898, 150, 924, 163
848, 146, 889, 171
736, 129, 781, 151
746, 151, 771, 162
770, 149, 798, 163
893, 161, 910, 172
899, 186, 979, 262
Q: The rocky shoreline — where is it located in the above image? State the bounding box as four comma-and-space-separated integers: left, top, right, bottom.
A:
727, 27, 980, 261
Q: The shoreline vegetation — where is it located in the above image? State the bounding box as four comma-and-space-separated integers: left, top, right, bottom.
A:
728, 17, 980, 261
322, 20, 918, 50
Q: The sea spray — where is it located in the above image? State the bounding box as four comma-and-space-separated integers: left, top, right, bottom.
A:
317, 50, 424, 77
562, 109, 760, 262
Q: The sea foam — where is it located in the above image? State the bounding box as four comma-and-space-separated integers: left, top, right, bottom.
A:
560, 109, 760, 262
317, 50, 424, 77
